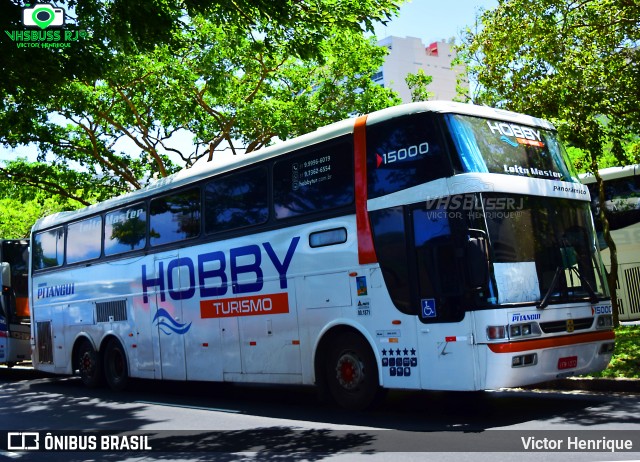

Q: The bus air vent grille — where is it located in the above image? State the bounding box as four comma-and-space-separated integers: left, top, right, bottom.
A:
96, 300, 127, 323
36, 321, 53, 363
624, 265, 640, 316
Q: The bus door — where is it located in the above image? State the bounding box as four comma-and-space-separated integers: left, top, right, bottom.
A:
410, 206, 479, 390
220, 238, 302, 376
150, 253, 187, 380
237, 283, 301, 375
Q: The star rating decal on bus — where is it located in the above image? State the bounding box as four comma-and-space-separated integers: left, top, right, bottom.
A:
381, 346, 418, 377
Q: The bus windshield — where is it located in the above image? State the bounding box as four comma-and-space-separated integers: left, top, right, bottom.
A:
474, 194, 609, 306
446, 114, 580, 183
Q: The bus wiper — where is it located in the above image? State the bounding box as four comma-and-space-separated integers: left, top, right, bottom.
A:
539, 244, 576, 310
538, 266, 563, 309
569, 267, 599, 304
539, 255, 600, 309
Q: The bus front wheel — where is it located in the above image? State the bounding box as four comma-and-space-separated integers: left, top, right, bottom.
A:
324, 333, 383, 410
76, 340, 104, 388
103, 338, 129, 391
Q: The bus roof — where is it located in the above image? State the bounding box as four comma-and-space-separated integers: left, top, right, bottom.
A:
32, 101, 556, 232
580, 164, 640, 185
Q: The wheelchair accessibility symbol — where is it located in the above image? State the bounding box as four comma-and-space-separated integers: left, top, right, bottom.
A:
421, 299, 437, 318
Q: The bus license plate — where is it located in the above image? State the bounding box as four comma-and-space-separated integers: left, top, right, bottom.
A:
558, 356, 578, 370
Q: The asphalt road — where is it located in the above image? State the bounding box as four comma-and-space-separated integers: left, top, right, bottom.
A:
1, 366, 640, 461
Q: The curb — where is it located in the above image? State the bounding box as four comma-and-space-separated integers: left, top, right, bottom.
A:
526, 377, 640, 393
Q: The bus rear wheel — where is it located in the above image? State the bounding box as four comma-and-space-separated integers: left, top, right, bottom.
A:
104, 338, 129, 391
76, 340, 104, 388
324, 333, 383, 410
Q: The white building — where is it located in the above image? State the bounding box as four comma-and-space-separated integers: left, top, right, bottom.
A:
374, 36, 468, 103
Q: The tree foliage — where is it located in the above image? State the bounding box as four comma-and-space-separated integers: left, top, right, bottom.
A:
457, 0, 640, 324
405, 69, 434, 102
0, 175, 82, 238
1, 0, 402, 196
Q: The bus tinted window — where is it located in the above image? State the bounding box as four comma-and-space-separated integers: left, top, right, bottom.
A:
105, 204, 147, 255
67, 216, 102, 264
587, 176, 640, 231
150, 188, 201, 246
367, 113, 449, 198
33, 227, 65, 270
273, 141, 353, 219
446, 114, 578, 182
205, 168, 268, 233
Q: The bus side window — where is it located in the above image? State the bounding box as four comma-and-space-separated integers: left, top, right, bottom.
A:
67, 216, 102, 264
33, 228, 65, 270
104, 204, 147, 256
150, 188, 201, 246
366, 113, 450, 199
273, 140, 354, 219
204, 167, 268, 234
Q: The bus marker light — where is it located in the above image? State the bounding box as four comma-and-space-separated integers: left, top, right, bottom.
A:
487, 325, 506, 340
249, 341, 257, 346
292, 340, 300, 345
203, 343, 209, 347
512, 353, 537, 368
599, 342, 615, 354
392, 320, 401, 325
349, 272, 358, 277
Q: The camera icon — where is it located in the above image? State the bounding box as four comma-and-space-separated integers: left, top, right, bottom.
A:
23, 3, 65, 29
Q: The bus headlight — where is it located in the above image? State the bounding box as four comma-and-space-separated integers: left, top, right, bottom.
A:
509, 322, 541, 339
596, 315, 613, 329
487, 323, 541, 341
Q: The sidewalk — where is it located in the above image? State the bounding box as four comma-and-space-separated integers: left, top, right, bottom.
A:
527, 377, 640, 393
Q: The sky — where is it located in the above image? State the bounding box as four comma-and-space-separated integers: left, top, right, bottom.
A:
373, 0, 498, 45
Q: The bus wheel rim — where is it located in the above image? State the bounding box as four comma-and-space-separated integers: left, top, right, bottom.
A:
336, 352, 363, 390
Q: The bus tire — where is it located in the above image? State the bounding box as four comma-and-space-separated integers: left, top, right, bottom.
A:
324, 333, 383, 410
103, 338, 129, 391
76, 339, 104, 388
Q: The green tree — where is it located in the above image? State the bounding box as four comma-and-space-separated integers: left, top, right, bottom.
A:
1, 1, 401, 195
0, 196, 76, 239
458, 0, 640, 325
405, 69, 434, 102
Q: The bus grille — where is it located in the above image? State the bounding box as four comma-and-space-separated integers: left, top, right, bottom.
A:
36, 321, 53, 364
96, 300, 128, 323
539, 317, 593, 334
624, 266, 640, 316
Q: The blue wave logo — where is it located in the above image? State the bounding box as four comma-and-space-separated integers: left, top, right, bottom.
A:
153, 308, 192, 335
500, 135, 519, 147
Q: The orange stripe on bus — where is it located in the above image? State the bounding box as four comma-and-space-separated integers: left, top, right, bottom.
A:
353, 114, 377, 265
487, 330, 615, 354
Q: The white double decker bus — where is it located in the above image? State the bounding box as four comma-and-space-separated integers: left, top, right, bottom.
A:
581, 165, 640, 321
30, 102, 615, 409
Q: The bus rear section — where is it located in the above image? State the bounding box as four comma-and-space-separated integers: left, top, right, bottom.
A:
0, 239, 31, 367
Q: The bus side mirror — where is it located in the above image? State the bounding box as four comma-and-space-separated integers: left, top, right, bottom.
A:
1, 262, 10, 288
466, 236, 489, 289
